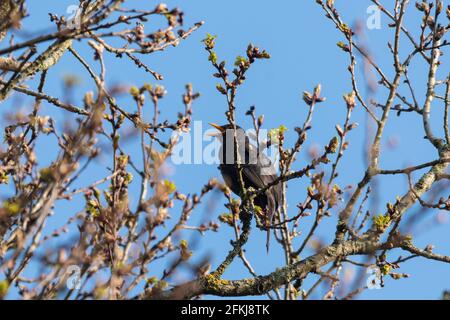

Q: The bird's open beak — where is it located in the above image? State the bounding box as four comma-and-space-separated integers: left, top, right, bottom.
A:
207, 123, 225, 137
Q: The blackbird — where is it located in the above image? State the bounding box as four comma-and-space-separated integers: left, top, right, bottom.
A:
209, 123, 282, 252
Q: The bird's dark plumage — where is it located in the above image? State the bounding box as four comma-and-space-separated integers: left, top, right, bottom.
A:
210, 123, 282, 252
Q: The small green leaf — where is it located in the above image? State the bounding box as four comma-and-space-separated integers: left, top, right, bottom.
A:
180, 239, 188, 250
202, 34, 217, 49
268, 125, 288, 145
234, 55, 248, 67
373, 214, 391, 231
215, 83, 227, 95
163, 179, 176, 193
0, 171, 9, 184
3, 199, 21, 216
129, 86, 140, 98
0, 280, 9, 299
208, 51, 218, 64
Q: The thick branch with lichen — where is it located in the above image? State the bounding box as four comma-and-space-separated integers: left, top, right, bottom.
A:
160, 239, 385, 299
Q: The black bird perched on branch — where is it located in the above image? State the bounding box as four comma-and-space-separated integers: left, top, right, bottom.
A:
209, 123, 282, 252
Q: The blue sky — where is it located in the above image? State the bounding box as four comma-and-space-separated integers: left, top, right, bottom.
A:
1, 0, 449, 299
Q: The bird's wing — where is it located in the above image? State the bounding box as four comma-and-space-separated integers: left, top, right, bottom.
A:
242, 159, 280, 254
241, 164, 267, 189
242, 161, 281, 210
245, 144, 279, 189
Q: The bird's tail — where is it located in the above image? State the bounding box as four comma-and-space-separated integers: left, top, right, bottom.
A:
265, 210, 277, 254
265, 206, 282, 253
266, 228, 270, 253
